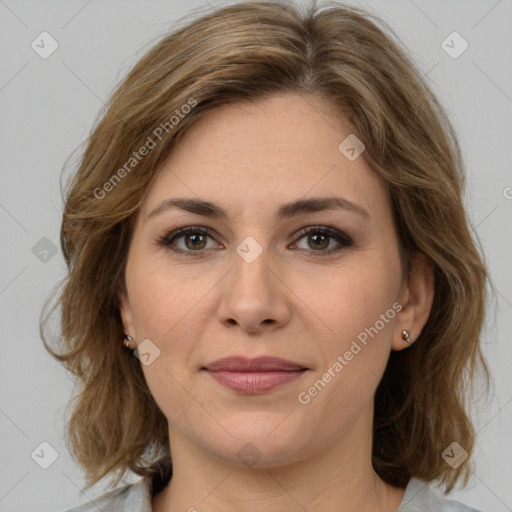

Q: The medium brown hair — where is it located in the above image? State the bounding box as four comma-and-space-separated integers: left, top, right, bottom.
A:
41, 0, 492, 494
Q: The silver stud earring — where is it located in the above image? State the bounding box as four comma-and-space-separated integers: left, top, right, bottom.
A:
401, 330, 413, 344
123, 334, 133, 348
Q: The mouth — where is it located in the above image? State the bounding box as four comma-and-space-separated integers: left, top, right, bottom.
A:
201, 356, 308, 394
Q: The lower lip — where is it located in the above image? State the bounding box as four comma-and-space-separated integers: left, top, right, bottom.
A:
204, 370, 305, 394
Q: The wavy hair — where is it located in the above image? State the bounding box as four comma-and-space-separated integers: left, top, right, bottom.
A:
41, 0, 492, 494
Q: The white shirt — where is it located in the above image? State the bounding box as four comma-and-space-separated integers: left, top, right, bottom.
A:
63, 474, 484, 511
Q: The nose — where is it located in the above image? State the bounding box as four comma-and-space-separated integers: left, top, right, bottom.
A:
217, 244, 291, 334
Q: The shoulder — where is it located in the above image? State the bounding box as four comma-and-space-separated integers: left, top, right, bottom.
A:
398, 477, 484, 512
62, 477, 152, 512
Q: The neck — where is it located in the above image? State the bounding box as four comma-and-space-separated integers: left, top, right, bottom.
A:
152, 412, 406, 512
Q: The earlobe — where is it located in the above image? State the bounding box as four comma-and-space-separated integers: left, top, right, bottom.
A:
392, 253, 435, 351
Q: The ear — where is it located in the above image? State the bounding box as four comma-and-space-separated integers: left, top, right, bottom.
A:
118, 287, 135, 337
392, 252, 435, 351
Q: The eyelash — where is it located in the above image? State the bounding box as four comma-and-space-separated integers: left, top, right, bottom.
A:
156, 225, 353, 258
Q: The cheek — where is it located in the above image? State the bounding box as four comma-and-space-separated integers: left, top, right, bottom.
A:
126, 257, 205, 420
322, 260, 399, 334
124, 249, 211, 381
311, 254, 401, 379
298, 268, 399, 423
125, 250, 198, 336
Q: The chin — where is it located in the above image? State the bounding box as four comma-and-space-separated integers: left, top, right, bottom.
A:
198, 421, 310, 469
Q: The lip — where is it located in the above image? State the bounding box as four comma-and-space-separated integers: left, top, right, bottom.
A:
202, 356, 306, 372
201, 356, 308, 394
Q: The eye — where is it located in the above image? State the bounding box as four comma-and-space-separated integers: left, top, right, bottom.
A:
157, 226, 219, 256
291, 226, 353, 255
157, 225, 353, 257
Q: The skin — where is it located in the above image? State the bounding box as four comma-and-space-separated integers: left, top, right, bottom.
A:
119, 92, 434, 512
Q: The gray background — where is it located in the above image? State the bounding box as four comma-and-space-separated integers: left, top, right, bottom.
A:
0, 0, 511, 510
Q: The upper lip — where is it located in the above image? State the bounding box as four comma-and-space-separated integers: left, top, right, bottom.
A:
202, 356, 307, 372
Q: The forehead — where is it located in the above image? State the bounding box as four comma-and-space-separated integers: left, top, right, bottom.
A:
140, 92, 388, 220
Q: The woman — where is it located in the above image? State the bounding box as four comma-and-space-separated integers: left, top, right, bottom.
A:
42, 1, 491, 511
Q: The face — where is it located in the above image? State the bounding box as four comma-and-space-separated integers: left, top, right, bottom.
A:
119, 92, 415, 469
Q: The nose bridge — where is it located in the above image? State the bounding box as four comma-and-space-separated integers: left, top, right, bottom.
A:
217, 233, 290, 331
232, 234, 275, 295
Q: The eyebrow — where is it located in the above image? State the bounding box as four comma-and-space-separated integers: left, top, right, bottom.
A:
147, 196, 370, 221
